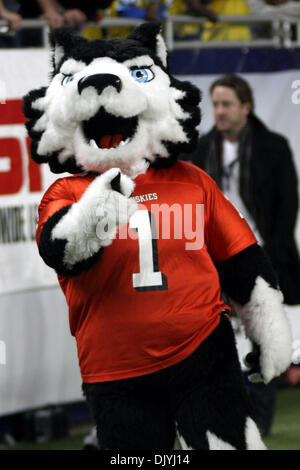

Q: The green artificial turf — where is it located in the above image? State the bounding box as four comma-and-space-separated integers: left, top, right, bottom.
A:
3, 386, 300, 450
6, 434, 86, 450
264, 386, 300, 450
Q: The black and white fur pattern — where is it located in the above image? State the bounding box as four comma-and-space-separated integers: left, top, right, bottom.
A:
47, 169, 136, 272
26, 22, 200, 276
174, 243, 292, 450
23, 22, 200, 178
177, 417, 266, 450
217, 244, 292, 386
82, 313, 268, 450
24, 23, 292, 450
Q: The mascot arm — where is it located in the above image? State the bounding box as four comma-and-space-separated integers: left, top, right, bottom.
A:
38, 168, 137, 276
216, 243, 292, 384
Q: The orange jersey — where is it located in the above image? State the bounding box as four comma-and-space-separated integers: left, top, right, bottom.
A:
37, 161, 256, 382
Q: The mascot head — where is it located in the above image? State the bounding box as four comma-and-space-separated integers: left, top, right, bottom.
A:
23, 22, 201, 178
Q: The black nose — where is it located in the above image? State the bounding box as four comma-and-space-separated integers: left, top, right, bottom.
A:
78, 74, 122, 95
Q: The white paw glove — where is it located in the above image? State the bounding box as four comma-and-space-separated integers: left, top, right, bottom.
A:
52, 168, 138, 268
91, 168, 138, 246
232, 278, 293, 385
244, 337, 292, 385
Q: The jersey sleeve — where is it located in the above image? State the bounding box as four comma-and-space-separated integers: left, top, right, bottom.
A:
205, 177, 257, 263
36, 178, 75, 245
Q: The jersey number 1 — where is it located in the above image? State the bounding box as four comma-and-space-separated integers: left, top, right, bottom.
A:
130, 210, 168, 291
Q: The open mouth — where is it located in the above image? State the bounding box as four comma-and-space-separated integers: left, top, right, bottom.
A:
82, 107, 138, 150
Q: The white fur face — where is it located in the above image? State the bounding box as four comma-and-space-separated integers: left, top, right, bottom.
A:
32, 54, 190, 178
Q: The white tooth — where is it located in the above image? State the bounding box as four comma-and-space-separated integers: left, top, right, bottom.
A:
89, 139, 98, 149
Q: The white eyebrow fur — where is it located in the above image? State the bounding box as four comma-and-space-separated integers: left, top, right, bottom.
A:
123, 55, 154, 69
60, 59, 86, 75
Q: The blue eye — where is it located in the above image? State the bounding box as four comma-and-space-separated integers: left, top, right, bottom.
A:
131, 68, 154, 83
62, 74, 74, 85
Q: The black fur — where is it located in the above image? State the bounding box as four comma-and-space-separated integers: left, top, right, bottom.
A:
39, 205, 104, 276
163, 79, 201, 161
174, 314, 253, 450
28, 139, 49, 165
83, 315, 254, 450
49, 152, 84, 175
23, 87, 49, 164
50, 23, 168, 74
127, 21, 162, 57
150, 80, 201, 169
244, 343, 262, 377
216, 243, 279, 305
110, 172, 122, 193
23, 87, 47, 119
50, 26, 87, 75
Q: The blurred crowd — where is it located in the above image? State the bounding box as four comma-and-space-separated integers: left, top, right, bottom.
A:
1, 0, 300, 46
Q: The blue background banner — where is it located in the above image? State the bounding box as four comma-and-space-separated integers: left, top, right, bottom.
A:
170, 47, 300, 75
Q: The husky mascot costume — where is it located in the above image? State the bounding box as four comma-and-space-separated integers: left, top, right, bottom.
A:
23, 22, 292, 450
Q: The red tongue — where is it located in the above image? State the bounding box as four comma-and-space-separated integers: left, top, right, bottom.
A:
100, 134, 122, 149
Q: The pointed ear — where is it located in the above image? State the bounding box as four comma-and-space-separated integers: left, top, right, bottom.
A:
49, 27, 86, 73
127, 22, 168, 68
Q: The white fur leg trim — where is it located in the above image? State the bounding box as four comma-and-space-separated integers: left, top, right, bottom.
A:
206, 431, 236, 450
231, 276, 292, 384
51, 169, 137, 268
175, 432, 194, 450
245, 417, 267, 450
175, 422, 265, 450
176, 426, 237, 450
83, 426, 99, 449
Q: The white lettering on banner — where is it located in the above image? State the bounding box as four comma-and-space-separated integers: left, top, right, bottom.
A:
0, 157, 10, 172
0, 340, 6, 365
0, 79, 6, 104
0, 98, 60, 295
0, 204, 39, 243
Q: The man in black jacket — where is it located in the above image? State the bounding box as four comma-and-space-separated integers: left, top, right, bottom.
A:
182, 73, 300, 435
187, 73, 300, 305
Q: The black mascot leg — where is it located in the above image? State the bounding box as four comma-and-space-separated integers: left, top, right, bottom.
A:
169, 314, 266, 450
82, 373, 176, 450
243, 374, 279, 436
